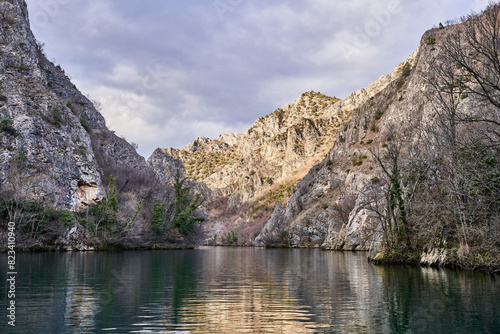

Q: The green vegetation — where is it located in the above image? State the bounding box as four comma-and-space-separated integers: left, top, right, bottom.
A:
396, 78, 405, 89
352, 155, 367, 167
0, 174, 126, 248
178, 148, 241, 181
427, 36, 436, 45
223, 230, 238, 245
19, 64, 30, 71
151, 199, 167, 234
12, 149, 27, 170
60, 210, 74, 226
0, 118, 16, 136
80, 116, 90, 132
247, 182, 294, 217
125, 199, 143, 231
272, 108, 285, 123
49, 105, 62, 127
0, 94, 7, 102
90, 175, 119, 231
0, 199, 75, 239
401, 62, 412, 77
170, 171, 205, 236
373, 109, 384, 120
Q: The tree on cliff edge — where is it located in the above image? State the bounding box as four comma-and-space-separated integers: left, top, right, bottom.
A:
171, 170, 205, 237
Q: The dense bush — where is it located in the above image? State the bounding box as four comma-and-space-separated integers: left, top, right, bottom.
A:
401, 62, 412, 77
170, 171, 205, 236
0, 118, 16, 136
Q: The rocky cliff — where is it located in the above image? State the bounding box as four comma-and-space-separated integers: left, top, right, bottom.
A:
3, 0, 498, 265
258, 6, 500, 273
151, 5, 499, 269
150, 52, 416, 244
0, 0, 174, 250
0, 0, 149, 210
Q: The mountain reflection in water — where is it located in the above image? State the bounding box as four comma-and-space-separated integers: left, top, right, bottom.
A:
0, 247, 498, 333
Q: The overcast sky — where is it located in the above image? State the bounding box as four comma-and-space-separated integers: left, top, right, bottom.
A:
25, 0, 490, 158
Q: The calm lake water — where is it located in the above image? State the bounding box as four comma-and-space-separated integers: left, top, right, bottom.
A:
0, 247, 499, 333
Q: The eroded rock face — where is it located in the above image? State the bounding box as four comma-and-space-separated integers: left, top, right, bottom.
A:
272, 50, 423, 249
0, 0, 149, 210
254, 203, 284, 245
264, 23, 492, 251
71, 180, 105, 210
149, 92, 344, 203
149, 44, 421, 245
150, 22, 461, 250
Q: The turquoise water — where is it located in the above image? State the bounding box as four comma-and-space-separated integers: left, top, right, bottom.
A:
0, 247, 499, 333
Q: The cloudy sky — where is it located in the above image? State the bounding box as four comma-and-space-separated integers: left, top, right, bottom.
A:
25, 0, 490, 158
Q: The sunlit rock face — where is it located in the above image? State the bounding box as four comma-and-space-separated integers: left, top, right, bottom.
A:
149, 91, 346, 204
268, 22, 494, 251
149, 46, 418, 246
0, 0, 149, 209
152, 16, 490, 252
271, 49, 424, 249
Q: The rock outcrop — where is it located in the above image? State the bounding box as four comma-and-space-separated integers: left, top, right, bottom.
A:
150, 92, 343, 202
0, 0, 150, 210
268, 48, 423, 250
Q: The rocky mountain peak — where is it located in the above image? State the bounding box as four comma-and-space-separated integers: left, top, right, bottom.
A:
0, 0, 150, 210
148, 59, 406, 242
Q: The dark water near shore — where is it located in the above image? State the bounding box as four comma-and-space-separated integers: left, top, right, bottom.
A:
0, 247, 499, 333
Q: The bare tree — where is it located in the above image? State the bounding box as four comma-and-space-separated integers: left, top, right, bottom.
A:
437, 2, 500, 138
422, 2, 500, 258
331, 194, 356, 228
369, 126, 414, 248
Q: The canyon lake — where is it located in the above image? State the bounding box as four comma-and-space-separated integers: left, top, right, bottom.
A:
1, 247, 499, 333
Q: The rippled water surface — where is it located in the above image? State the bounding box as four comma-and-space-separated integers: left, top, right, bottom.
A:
1, 247, 499, 333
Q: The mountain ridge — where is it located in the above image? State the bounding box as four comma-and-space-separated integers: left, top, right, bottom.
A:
148, 50, 418, 244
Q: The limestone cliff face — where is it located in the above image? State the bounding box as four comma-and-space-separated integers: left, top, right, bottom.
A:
150, 93, 341, 203
0, 0, 149, 210
151, 14, 490, 251
150, 48, 415, 242
257, 25, 474, 250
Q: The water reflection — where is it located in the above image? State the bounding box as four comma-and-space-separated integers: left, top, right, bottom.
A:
170, 247, 323, 333
0, 248, 498, 333
375, 264, 500, 333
